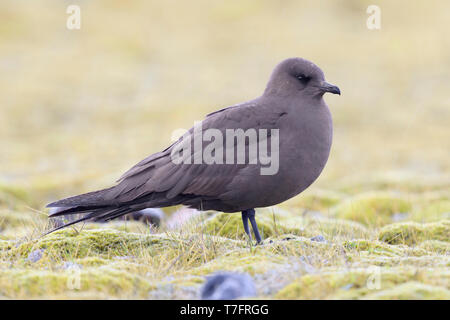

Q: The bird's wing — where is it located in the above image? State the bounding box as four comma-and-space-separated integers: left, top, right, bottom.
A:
104, 100, 286, 203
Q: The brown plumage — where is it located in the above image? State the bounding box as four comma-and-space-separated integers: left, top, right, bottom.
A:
47, 57, 340, 242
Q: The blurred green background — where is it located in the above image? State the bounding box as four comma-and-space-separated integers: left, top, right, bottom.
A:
1, 0, 449, 207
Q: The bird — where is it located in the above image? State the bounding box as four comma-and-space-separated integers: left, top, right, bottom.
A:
46, 57, 340, 244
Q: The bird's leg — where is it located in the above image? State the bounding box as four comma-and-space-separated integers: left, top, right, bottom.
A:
241, 210, 252, 242
247, 209, 262, 244
242, 209, 262, 244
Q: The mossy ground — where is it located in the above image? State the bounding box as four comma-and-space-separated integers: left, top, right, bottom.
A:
1, 1, 449, 300
1, 175, 449, 299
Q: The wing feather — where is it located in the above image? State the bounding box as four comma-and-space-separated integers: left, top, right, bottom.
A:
106, 100, 287, 204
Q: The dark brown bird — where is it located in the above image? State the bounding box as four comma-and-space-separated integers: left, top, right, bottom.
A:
47, 57, 340, 243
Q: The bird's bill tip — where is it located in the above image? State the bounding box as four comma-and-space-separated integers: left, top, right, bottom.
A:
319, 81, 341, 95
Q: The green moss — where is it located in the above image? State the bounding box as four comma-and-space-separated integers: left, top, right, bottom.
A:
203, 212, 303, 240
256, 235, 353, 271
1, 0, 450, 300
264, 235, 335, 256
12, 229, 177, 260
276, 269, 385, 299
160, 275, 205, 288
0, 210, 44, 230
204, 208, 370, 242
74, 256, 111, 267
344, 240, 406, 257
363, 282, 450, 300
300, 217, 370, 240
0, 184, 29, 207
0, 210, 46, 241
276, 267, 447, 299
378, 220, 450, 245
332, 192, 412, 227
0, 267, 154, 299
190, 249, 286, 276
0, 239, 14, 252
418, 240, 450, 254
344, 239, 431, 260
336, 173, 450, 194
355, 255, 450, 269
281, 189, 344, 211
80, 220, 152, 234
7, 228, 246, 275
411, 200, 450, 222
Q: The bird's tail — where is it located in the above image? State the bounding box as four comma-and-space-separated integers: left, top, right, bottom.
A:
45, 187, 188, 235
45, 187, 138, 235
46, 187, 115, 208
45, 205, 138, 235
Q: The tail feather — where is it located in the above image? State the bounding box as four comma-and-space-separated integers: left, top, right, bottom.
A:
44, 189, 190, 235
46, 187, 115, 208
49, 205, 107, 217
93, 207, 137, 222
46, 205, 138, 235
44, 211, 98, 235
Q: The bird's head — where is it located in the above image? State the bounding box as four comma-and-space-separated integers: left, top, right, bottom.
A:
264, 57, 340, 98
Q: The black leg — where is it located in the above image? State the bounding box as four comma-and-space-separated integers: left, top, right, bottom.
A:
247, 209, 262, 244
242, 209, 262, 244
241, 211, 252, 241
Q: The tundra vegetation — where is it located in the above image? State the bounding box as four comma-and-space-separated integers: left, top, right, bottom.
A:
1, 177, 449, 299
0, 1, 449, 299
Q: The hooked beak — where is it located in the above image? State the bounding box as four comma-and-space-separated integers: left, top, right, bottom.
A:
318, 81, 341, 95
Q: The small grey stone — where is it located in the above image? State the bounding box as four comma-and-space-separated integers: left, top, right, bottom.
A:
121, 208, 165, 227
341, 283, 354, 290
114, 255, 134, 260
310, 235, 326, 242
201, 272, 256, 300
392, 212, 409, 222
303, 211, 325, 219
61, 262, 82, 270
26, 249, 44, 263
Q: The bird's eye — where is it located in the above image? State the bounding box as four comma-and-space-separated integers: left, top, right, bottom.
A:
296, 75, 311, 85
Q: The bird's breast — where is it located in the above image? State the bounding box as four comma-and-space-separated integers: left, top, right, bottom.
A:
220, 101, 333, 210
276, 103, 333, 199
